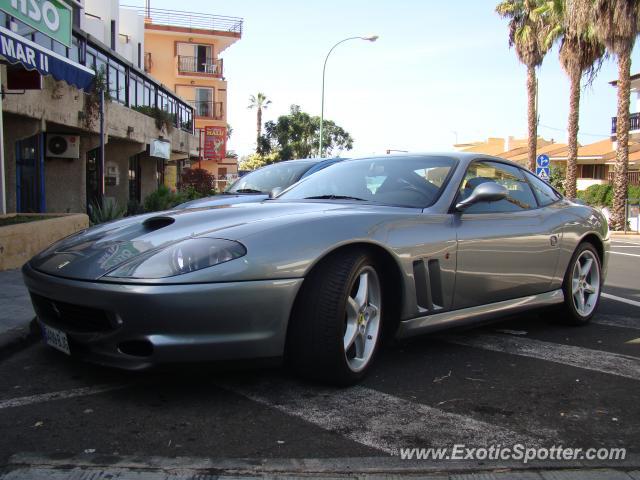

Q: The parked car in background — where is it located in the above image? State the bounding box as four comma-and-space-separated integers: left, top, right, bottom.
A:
175, 157, 345, 209
23, 153, 608, 385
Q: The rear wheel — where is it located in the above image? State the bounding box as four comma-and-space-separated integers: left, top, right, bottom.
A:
287, 250, 383, 385
559, 243, 602, 325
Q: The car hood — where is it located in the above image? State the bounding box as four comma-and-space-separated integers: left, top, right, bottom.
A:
29, 201, 393, 281
175, 193, 269, 209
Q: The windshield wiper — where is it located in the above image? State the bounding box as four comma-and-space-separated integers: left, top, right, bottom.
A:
304, 195, 367, 201
233, 188, 265, 194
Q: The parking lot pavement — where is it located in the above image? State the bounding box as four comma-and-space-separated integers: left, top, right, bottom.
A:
0, 242, 638, 478
0, 269, 34, 352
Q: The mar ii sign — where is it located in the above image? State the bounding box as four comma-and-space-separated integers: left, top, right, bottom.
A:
0, 0, 72, 47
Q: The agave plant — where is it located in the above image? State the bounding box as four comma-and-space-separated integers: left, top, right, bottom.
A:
89, 199, 126, 225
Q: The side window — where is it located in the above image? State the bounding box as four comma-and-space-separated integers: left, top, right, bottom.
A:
524, 171, 562, 207
458, 161, 538, 213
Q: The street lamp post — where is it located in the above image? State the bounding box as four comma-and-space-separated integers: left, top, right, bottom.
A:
319, 35, 378, 157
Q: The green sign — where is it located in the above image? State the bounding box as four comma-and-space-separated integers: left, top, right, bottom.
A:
0, 0, 72, 47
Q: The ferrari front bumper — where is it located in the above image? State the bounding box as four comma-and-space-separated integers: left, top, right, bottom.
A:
22, 263, 303, 370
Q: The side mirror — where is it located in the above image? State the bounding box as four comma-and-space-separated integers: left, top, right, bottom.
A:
270, 187, 283, 198
456, 182, 508, 211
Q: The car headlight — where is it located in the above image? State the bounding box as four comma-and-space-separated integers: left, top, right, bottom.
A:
105, 238, 246, 279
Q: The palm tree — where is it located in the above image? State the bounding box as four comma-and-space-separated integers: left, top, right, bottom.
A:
590, 0, 640, 230
536, 0, 605, 199
248, 93, 272, 150
497, 0, 549, 172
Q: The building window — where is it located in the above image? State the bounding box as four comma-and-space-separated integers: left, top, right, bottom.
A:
579, 164, 605, 180
194, 87, 213, 117
110, 20, 116, 50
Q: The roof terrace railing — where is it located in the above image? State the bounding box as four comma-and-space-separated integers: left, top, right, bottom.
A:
122, 6, 243, 35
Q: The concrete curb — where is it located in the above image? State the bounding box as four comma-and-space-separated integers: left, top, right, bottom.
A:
5, 453, 640, 477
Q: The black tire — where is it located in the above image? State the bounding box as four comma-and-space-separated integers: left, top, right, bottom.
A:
286, 249, 383, 386
559, 242, 602, 325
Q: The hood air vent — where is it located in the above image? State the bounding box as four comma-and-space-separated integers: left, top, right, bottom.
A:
142, 216, 175, 231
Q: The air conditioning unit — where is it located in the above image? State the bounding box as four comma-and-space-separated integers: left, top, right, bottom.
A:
46, 134, 80, 159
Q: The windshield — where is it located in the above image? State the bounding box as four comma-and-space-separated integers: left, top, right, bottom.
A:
226, 161, 315, 194
278, 156, 456, 208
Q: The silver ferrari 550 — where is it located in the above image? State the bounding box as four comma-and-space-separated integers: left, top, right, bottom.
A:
23, 153, 609, 385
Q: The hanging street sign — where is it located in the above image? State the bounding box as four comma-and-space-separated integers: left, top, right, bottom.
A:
0, 0, 73, 47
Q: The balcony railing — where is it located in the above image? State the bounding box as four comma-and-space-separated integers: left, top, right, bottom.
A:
608, 170, 640, 185
178, 56, 223, 77
192, 101, 224, 120
611, 112, 640, 134
122, 6, 243, 35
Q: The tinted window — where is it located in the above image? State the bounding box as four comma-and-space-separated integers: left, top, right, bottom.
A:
458, 161, 537, 213
279, 156, 456, 208
524, 171, 562, 206
227, 161, 315, 194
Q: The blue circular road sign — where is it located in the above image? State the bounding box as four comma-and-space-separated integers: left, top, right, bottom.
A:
537, 154, 550, 168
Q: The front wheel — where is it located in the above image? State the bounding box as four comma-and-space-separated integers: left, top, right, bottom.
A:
287, 250, 383, 385
560, 243, 602, 325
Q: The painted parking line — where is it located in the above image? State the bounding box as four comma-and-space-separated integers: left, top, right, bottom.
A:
445, 334, 640, 381
602, 293, 640, 309
609, 252, 640, 258
0, 384, 127, 410
593, 314, 640, 330
223, 377, 551, 454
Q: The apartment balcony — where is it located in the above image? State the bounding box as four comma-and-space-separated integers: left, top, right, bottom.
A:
611, 112, 640, 136
192, 101, 225, 120
608, 170, 640, 185
123, 5, 243, 36
178, 56, 223, 77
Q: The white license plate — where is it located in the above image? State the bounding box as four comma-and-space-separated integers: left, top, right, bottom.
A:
43, 324, 71, 355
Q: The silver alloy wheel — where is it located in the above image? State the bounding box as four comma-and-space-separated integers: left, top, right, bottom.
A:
571, 249, 600, 317
343, 266, 381, 373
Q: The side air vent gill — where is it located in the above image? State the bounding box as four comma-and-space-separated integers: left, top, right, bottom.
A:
413, 258, 444, 312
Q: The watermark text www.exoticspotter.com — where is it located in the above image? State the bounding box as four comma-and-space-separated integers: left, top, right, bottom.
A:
396, 445, 626, 464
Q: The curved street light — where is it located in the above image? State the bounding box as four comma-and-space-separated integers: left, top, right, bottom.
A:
319, 35, 379, 157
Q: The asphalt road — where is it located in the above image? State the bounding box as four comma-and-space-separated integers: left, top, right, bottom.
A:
0, 237, 639, 478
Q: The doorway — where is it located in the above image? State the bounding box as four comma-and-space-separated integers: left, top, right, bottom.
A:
86, 147, 101, 212
16, 134, 44, 213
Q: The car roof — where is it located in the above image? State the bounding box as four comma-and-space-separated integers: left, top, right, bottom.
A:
339, 152, 526, 170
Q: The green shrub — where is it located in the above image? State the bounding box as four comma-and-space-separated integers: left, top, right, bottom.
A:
89, 199, 125, 225
180, 168, 216, 197
549, 166, 566, 195
577, 184, 612, 207
143, 185, 185, 212
576, 183, 640, 207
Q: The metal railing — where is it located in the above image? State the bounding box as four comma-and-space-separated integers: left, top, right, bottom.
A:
611, 112, 640, 134
191, 101, 224, 120
608, 170, 640, 185
177, 56, 223, 76
122, 6, 243, 35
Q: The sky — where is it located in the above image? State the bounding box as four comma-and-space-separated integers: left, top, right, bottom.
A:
129, 0, 640, 158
